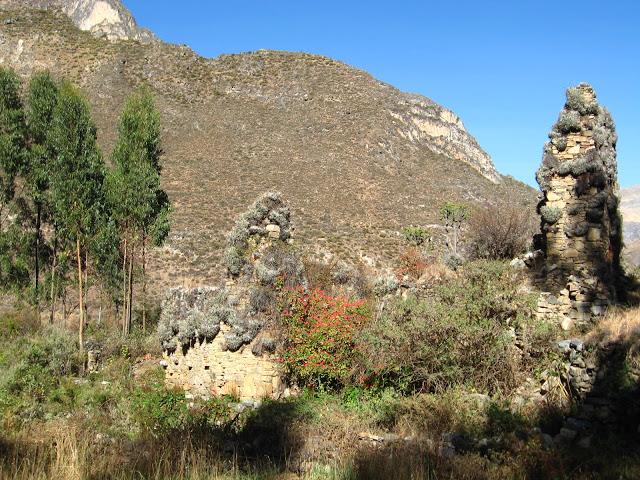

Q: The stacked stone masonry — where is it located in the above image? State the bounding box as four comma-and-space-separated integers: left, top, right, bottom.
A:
535, 84, 621, 329
162, 324, 283, 401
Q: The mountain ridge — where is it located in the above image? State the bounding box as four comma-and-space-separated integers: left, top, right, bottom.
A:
0, 5, 537, 293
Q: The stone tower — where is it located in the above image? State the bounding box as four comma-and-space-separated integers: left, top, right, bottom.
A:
535, 83, 622, 328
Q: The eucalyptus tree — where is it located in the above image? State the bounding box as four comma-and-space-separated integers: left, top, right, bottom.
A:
107, 87, 170, 334
0, 67, 29, 290
24, 71, 59, 310
49, 81, 107, 352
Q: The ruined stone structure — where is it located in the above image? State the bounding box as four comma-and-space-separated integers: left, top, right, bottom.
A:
162, 318, 284, 401
535, 84, 622, 328
158, 192, 303, 400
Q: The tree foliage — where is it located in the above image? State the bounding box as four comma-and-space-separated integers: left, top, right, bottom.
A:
440, 201, 469, 258
0, 68, 170, 342
107, 86, 170, 333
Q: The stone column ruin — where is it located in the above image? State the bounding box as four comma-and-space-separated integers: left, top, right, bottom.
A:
535, 83, 622, 329
158, 192, 303, 400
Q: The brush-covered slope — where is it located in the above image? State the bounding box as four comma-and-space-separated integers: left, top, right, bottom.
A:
621, 185, 640, 266
0, 5, 536, 292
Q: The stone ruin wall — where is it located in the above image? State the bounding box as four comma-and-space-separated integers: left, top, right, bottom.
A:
162, 323, 284, 401
157, 192, 301, 401
535, 84, 622, 329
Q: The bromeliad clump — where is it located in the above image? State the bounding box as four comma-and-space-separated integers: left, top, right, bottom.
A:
224, 191, 293, 276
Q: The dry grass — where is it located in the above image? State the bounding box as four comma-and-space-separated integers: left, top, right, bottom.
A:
0, 426, 252, 480
587, 306, 640, 346
467, 202, 537, 260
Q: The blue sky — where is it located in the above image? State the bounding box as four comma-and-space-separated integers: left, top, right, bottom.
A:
124, 1, 639, 188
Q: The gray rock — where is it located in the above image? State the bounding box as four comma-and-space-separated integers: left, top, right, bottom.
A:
571, 357, 586, 368
557, 340, 572, 352
557, 427, 578, 442
569, 365, 585, 377
570, 340, 584, 351
541, 433, 555, 449
565, 417, 592, 432
577, 436, 592, 449
510, 258, 526, 269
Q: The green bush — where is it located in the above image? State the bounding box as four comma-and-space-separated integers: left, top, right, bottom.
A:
131, 368, 234, 436
401, 226, 430, 246
0, 327, 80, 422
223, 191, 293, 276
157, 287, 232, 351
565, 86, 598, 115
372, 276, 398, 297
551, 134, 568, 152
556, 156, 598, 176
356, 261, 537, 394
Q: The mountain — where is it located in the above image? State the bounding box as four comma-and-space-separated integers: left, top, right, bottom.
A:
621, 185, 640, 267
1, 0, 154, 41
0, 3, 537, 293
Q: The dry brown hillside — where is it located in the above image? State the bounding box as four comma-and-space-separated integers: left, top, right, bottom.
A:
0, 6, 537, 294
622, 185, 640, 266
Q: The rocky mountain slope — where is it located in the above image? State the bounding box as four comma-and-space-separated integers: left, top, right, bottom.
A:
1, 0, 153, 41
621, 185, 640, 266
0, 3, 536, 292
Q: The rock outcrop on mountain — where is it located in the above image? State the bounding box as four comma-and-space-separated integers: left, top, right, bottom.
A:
535, 83, 622, 329
0, 6, 536, 292
0, 0, 154, 41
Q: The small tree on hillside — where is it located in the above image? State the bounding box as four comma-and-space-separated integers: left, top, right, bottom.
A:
440, 201, 469, 258
107, 87, 170, 334
49, 82, 107, 354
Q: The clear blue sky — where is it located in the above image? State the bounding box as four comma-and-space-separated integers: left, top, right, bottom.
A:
124, 0, 639, 188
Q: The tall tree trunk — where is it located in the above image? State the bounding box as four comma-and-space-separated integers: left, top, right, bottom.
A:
84, 249, 89, 299
49, 235, 57, 325
35, 203, 41, 316
122, 236, 128, 335
76, 237, 85, 364
127, 244, 135, 334
142, 236, 146, 332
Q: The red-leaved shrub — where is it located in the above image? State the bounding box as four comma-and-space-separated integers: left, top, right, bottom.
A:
279, 288, 370, 389
394, 247, 428, 280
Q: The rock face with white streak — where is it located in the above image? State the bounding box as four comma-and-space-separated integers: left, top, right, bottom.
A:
390, 95, 500, 183
0, 0, 154, 41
